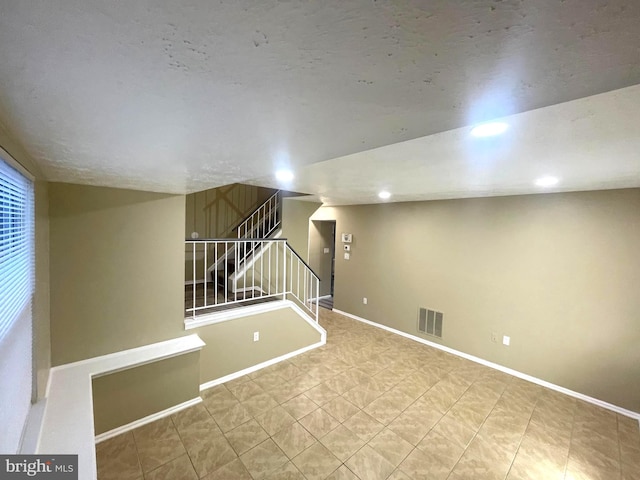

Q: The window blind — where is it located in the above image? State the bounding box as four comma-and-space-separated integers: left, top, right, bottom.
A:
0, 158, 33, 341
0, 155, 34, 453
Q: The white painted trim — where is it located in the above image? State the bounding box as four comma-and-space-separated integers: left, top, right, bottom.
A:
37, 334, 206, 479
201, 340, 325, 392
19, 399, 47, 454
185, 299, 292, 329
333, 309, 640, 421
309, 294, 331, 301
52, 334, 206, 377
95, 397, 202, 444
234, 286, 266, 295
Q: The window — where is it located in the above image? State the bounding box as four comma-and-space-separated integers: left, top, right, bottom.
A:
0, 152, 34, 453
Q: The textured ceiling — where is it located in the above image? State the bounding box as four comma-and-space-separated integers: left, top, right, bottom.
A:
0, 1, 639, 199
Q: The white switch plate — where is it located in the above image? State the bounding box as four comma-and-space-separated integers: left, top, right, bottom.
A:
344, 252, 350, 260
363, 297, 367, 305
502, 335, 510, 346
253, 332, 259, 342
323, 247, 330, 254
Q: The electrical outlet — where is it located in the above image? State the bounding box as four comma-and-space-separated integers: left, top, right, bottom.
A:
491, 331, 498, 343
253, 331, 259, 342
363, 297, 368, 305
502, 335, 510, 346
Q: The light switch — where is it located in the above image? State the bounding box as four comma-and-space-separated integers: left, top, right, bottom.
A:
323, 247, 330, 254
344, 252, 350, 260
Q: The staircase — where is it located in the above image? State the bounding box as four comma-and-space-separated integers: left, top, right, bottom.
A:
185, 191, 320, 322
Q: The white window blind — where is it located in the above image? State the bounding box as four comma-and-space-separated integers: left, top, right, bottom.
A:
0, 155, 34, 453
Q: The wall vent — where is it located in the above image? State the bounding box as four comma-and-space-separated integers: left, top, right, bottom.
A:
418, 307, 443, 338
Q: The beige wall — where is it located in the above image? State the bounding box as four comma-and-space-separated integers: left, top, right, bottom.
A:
185, 184, 275, 239
280, 198, 321, 261
195, 307, 322, 384
92, 351, 200, 434
0, 126, 51, 401
309, 220, 335, 297
49, 183, 186, 365
312, 189, 640, 413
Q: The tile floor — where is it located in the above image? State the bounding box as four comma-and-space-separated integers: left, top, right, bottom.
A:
96, 309, 640, 480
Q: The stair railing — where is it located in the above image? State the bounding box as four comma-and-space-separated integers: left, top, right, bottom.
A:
237, 190, 281, 239
185, 238, 319, 322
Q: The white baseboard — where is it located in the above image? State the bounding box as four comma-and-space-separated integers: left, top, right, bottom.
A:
201, 340, 325, 392
95, 397, 202, 444
333, 309, 640, 421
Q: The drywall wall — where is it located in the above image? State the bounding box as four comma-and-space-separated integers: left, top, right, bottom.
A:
92, 351, 200, 435
312, 189, 640, 413
185, 184, 275, 239
309, 220, 335, 297
280, 198, 321, 261
195, 306, 322, 384
49, 183, 186, 365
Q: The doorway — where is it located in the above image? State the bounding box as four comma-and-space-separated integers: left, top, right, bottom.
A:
309, 220, 336, 310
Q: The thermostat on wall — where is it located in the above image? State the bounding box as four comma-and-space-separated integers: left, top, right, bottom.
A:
341, 233, 352, 243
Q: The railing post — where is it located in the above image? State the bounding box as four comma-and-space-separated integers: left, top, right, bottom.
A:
282, 243, 287, 301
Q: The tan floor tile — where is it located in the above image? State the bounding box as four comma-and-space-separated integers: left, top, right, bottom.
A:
255, 404, 297, 436
272, 422, 317, 459
228, 380, 265, 402
325, 464, 360, 479
145, 454, 197, 480
200, 458, 251, 480
211, 402, 253, 433
171, 403, 222, 449
415, 429, 465, 470
363, 395, 403, 426
282, 394, 319, 420
450, 453, 509, 480
263, 461, 306, 479
96, 432, 142, 480
306, 382, 340, 406
253, 372, 287, 391
368, 428, 413, 467
506, 450, 566, 480
292, 442, 342, 480
225, 419, 269, 455
132, 418, 187, 473
454, 436, 515, 480
299, 407, 341, 439
345, 444, 395, 480
320, 424, 365, 461
242, 391, 279, 417
270, 381, 307, 404
323, 396, 360, 423
428, 413, 476, 449
398, 447, 451, 480
343, 385, 381, 409
203, 387, 241, 416
343, 410, 385, 442
187, 434, 238, 478
240, 438, 289, 479
388, 408, 440, 445
387, 469, 412, 480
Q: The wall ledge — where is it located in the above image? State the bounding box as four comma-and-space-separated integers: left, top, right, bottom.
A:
333, 308, 640, 422
35, 334, 205, 480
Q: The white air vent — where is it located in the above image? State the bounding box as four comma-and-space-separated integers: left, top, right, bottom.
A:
418, 307, 443, 338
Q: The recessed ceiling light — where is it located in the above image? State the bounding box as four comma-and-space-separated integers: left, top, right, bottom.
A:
378, 191, 391, 200
535, 176, 559, 187
470, 122, 509, 137
275, 169, 294, 182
